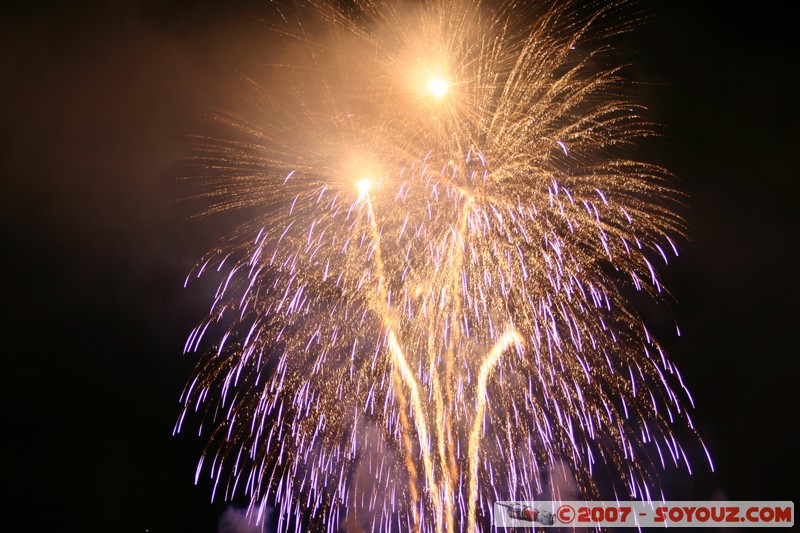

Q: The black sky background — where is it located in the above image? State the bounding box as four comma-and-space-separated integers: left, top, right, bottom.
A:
1, 1, 798, 532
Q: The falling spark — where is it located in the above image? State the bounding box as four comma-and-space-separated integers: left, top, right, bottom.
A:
178, 1, 707, 531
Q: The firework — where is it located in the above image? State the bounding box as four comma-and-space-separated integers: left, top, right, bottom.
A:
177, 1, 709, 531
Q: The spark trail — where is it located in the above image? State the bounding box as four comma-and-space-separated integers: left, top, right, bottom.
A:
177, 1, 710, 531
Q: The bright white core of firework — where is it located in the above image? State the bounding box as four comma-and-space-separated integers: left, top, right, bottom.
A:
357, 178, 373, 198
427, 77, 449, 98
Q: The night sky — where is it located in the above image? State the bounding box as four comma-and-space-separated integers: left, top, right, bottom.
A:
2, 2, 797, 532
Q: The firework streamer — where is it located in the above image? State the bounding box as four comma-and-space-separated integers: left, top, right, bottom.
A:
176, 1, 711, 531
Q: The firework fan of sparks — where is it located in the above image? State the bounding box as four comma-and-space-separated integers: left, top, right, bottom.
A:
176, 1, 711, 531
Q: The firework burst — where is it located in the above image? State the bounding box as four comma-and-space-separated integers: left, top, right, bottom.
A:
177, 1, 709, 531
